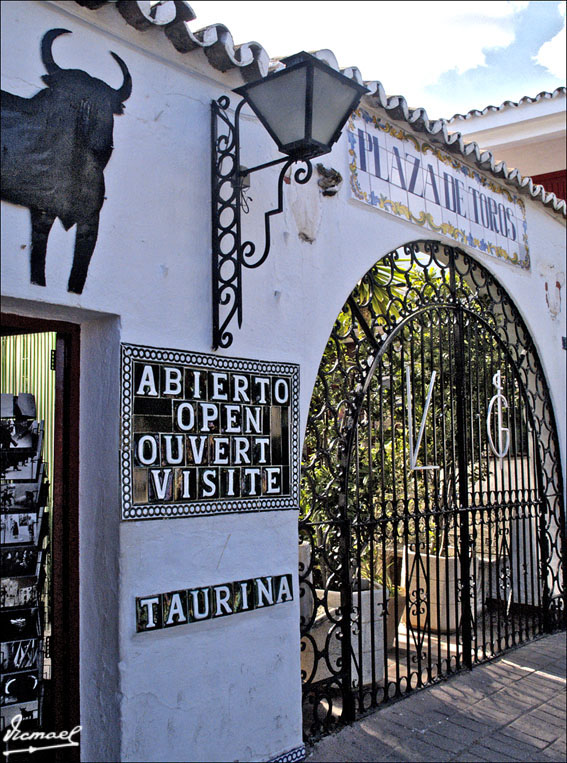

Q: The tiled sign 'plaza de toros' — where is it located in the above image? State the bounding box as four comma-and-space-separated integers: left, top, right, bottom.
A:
349, 109, 529, 268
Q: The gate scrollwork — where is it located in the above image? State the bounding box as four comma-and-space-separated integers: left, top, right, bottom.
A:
300, 240, 565, 741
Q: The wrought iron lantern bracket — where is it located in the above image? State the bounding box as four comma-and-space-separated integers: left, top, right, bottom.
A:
211, 52, 367, 349
211, 95, 313, 350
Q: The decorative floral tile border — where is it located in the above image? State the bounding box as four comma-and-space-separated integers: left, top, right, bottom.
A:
348, 109, 529, 269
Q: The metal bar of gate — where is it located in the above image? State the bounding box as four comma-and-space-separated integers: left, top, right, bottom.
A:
454, 302, 473, 670
340, 422, 355, 721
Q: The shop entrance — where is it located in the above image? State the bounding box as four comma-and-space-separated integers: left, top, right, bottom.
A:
1, 315, 79, 749
299, 240, 565, 741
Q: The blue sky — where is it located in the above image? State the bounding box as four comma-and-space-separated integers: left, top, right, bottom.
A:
432, 1, 565, 116
190, 1, 565, 119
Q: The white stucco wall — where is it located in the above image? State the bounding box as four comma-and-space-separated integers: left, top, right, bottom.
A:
1, 2, 565, 762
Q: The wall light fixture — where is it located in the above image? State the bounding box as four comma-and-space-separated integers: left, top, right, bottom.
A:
211, 51, 367, 349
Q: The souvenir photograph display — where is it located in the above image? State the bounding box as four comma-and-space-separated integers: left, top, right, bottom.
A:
0, 608, 40, 642
0, 419, 35, 451
0, 474, 43, 511
1, 639, 40, 673
1, 509, 43, 545
0, 424, 43, 482
0, 577, 37, 609
0, 670, 39, 706
0, 393, 49, 729
0, 700, 38, 728
0, 394, 36, 420
0, 547, 42, 578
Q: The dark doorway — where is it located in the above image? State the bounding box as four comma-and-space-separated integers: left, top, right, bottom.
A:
1, 314, 79, 753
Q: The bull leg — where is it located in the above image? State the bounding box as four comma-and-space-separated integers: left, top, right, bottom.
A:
67, 214, 99, 294
29, 208, 55, 287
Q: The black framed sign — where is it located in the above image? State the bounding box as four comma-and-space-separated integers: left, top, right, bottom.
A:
120, 344, 300, 520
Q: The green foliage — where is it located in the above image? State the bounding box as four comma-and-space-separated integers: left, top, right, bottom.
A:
300, 245, 505, 585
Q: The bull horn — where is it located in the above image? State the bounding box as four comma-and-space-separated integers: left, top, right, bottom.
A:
110, 52, 132, 102
41, 28, 72, 74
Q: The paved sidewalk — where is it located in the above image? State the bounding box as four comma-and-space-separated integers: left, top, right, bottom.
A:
307, 631, 566, 762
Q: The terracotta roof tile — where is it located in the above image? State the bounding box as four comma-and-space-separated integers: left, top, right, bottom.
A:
75, 1, 566, 217
446, 87, 566, 122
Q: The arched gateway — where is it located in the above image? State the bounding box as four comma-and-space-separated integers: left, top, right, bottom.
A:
299, 239, 565, 740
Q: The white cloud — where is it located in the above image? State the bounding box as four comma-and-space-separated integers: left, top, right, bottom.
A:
534, 2, 566, 80
338, 2, 524, 82
190, 1, 525, 89
189, 1, 537, 114
192, 2, 521, 73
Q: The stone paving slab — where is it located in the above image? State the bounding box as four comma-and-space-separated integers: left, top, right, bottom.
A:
306, 631, 566, 762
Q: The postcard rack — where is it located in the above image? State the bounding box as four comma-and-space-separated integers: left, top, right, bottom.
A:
1, 393, 50, 731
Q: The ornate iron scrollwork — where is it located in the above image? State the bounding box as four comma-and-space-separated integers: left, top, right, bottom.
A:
211, 97, 313, 349
300, 240, 564, 742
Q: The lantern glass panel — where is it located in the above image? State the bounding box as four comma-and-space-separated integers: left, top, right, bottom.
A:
243, 67, 307, 149
311, 67, 360, 146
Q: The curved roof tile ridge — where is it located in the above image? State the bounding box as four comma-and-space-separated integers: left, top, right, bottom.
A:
447, 86, 566, 122
75, 1, 566, 217
75, 0, 271, 81
361, 81, 565, 216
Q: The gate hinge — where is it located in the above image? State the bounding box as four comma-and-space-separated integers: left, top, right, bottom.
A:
50, 349, 56, 371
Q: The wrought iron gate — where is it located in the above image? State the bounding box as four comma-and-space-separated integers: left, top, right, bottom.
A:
299, 241, 565, 740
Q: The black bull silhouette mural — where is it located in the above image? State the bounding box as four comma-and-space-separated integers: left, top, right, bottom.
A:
1, 28, 132, 294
